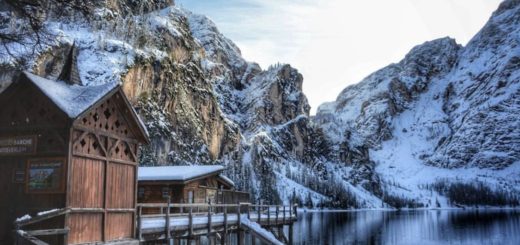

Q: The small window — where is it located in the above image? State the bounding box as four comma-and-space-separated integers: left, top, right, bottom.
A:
138, 187, 145, 199
162, 187, 170, 199
188, 190, 194, 204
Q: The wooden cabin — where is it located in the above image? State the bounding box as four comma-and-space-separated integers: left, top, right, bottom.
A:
137, 166, 249, 210
0, 71, 149, 245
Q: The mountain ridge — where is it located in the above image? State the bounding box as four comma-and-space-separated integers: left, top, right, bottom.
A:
0, 0, 519, 208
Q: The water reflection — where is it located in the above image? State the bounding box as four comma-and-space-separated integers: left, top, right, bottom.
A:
292, 210, 520, 245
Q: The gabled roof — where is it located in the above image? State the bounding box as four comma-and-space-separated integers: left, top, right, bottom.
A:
23, 72, 118, 118
18, 71, 150, 142
218, 174, 235, 187
138, 165, 225, 183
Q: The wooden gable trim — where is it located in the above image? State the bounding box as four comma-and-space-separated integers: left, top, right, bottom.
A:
117, 89, 150, 144
73, 85, 120, 120
73, 87, 149, 144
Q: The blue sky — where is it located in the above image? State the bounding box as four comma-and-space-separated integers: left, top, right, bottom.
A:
176, 0, 502, 114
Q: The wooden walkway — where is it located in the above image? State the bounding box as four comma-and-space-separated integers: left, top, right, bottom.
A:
12, 203, 298, 244
137, 203, 298, 244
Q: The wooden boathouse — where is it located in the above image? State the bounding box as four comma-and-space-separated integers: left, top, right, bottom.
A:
137, 165, 250, 208
136, 166, 296, 244
0, 70, 298, 245
0, 71, 149, 244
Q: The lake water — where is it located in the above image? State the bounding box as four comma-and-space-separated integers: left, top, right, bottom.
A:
289, 209, 520, 245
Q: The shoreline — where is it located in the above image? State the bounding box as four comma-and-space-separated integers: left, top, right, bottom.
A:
297, 206, 520, 213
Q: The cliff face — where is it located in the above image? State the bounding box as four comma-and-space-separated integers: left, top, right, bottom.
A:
1, 0, 519, 208
0, 1, 330, 205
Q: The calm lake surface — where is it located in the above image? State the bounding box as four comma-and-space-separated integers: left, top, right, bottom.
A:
289, 209, 520, 245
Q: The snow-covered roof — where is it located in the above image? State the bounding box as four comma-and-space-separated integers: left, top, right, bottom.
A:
23, 72, 118, 118
138, 165, 224, 182
17, 72, 150, 142
218, 174, 235, 187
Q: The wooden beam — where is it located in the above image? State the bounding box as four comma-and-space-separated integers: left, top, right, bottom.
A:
288, 224, 293, 245
208, 204, 212, 236
124, 140, 138, 162
15, 208, 70, 227
94, 133, 108, 156
73, 125, 139, 144
189, 207, 194, 237
25, 228, 69, 236
137, 206, 143, 241
72, 130, 88, 145
15, 231, 49, 245
72, 152, 136, 166
279, 226, 289, 244
275, 206, 279, 224
237, 230, 245, 245
258, 205, 261, 224
267, 206, 271, 226
283, 206, 286, 223
69, 208, 104, 213
237, 203, 242, 230
108, 138, 121, 157
223, 206, 228, 239
166, 197, 171, 240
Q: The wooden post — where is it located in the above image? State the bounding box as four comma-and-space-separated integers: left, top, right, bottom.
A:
237, 203, 242, 229
289, 224, 294, 244
247, 203, 251, 219
258, 205, 261, 223
208, 202, 212, 238
267, 206, 271, 226
166, 196, 171, 240
222, 206, 228, 245
283, 205, 286, 223
294, 204, 298, 219
275, 206, 279, 224
238, 230, 245, 245
137, 206, 143, 241
189, 207, 194, 237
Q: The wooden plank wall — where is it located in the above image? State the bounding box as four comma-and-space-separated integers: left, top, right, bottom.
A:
106, 163, 135, 240
0, 84, 69, 244
67, 93, 140, 244
69, 157, 104, 208
68, 213, 103, 243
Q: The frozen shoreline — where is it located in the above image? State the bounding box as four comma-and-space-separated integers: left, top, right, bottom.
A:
297, 206, 520, 213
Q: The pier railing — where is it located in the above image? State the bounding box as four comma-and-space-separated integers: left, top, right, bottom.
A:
13, 208, 70, 245
136, 202, 298, 242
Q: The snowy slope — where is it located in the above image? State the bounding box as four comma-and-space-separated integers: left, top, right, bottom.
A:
315, 0, 520, 207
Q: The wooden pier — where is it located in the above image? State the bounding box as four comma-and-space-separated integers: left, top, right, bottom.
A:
137, 202, 298, 244
13, 202, 298, 244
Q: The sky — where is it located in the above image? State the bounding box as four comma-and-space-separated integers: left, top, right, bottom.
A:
176, 0, 503, 114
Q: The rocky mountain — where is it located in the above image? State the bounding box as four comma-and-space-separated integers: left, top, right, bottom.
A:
1, 0, 519, 208
315, 0, 520, 207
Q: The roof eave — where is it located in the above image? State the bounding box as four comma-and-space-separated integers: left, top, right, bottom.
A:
138, 168, 224, 184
